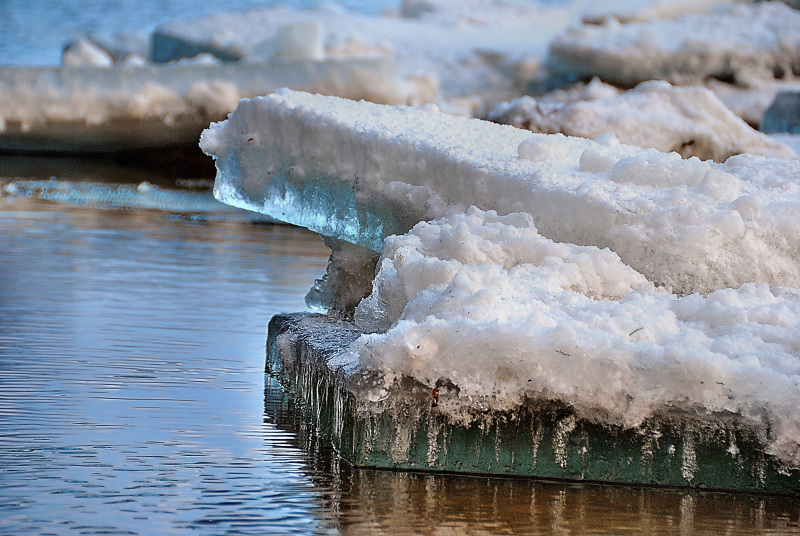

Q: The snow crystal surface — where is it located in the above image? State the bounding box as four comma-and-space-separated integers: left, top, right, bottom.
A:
351, 207, 800, 466
487, 80, 794, 162
548, 3, 800, 86
202, 89, 800, 295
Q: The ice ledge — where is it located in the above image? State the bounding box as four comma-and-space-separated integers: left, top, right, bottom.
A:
201, 89, 800, 295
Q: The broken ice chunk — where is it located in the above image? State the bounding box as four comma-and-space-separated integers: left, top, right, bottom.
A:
487, 81, 795, 162
547, 3, 800, 87
350, 207, 800, 468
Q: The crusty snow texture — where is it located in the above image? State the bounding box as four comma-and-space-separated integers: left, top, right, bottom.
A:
548, 2, 800, 86
353, 208, 800, 466
487, 81, 794, 163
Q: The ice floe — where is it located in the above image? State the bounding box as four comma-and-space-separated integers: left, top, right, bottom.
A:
0, 59, 410, 152
203, 89, 800, 467
487, 80, 795, 162
202, 90, 800, 296
151, 2, 574, 113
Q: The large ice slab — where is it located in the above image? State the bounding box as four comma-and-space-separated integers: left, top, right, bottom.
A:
201, 89, 800, 296
547, 3, 800, 87
269, 308, 800, 490
487, 81, 795, 162
204, 90, 800, 471
0, 59, 408, 153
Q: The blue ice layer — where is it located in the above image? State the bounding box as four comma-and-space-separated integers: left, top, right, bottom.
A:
213, 154, 416, 252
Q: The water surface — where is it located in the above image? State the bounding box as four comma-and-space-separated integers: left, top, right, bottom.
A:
0, 195, 334, 534
1, 192, 799, 535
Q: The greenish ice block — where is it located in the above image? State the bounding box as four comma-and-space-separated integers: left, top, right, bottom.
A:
267, 312, 800, 495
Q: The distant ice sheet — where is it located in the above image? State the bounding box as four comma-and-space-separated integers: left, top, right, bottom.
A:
0, 59, 411, 152
487, 81, 795, 162
151, 2, 574, 113
0, 0, 398, 66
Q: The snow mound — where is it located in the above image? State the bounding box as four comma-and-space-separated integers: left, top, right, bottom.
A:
351, 207, 800, 467
548, 3, 800, 87
487, 81, 795, 162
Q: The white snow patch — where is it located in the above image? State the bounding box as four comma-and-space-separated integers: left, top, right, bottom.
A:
488, 81, 795, 162
351, 207, 800, 466
548, 3, 800, 87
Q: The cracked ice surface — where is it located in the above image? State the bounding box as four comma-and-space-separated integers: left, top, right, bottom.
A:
201, 89, 800, 466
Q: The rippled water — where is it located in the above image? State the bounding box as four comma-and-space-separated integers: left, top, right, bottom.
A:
0, 195, 334, 534
2, 190, 800, 535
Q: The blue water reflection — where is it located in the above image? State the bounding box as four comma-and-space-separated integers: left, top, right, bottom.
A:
0, 197, 335, 535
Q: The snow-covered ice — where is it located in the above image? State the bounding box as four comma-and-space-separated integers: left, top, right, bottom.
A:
487, 80, 795, 162
202, 90, 800, 295
352, 207, 800, 466
202, 90, 800, 466
547, 2, 800, 87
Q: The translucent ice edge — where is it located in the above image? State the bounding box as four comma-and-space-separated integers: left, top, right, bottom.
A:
212, 157, 408, 252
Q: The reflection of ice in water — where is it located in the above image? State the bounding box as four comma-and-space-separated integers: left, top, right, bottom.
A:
1, 178, 277, 221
